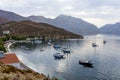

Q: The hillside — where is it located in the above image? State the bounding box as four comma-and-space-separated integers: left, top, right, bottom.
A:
0, 10, 27, 21
0, 20, 83, 39
0, 9, 99, 35
100, 22, 120, 35
28, 15, 100, 35
0, 17, 10, 24
0, 62, 54, 80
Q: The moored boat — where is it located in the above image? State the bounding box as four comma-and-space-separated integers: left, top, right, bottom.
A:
92, 43, 97, 47
53, 44, 61, 48
62, 48, 71, 53
103, 40, 107, 44
79, 60, 93, 67
53, 53, 64, 59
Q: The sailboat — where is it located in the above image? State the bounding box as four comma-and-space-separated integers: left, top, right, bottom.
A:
92, 36, 98, 47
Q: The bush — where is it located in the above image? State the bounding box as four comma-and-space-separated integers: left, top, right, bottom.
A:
3, 77, 9, 80
2, 65, 17, 73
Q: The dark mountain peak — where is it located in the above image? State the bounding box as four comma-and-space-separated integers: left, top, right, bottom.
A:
27, 14, 99, 35
100, 22, 120, 35
0, 17, 10, 24
0, 9, 27, 21
56, 14, 71, 18
55, 14, 82, 21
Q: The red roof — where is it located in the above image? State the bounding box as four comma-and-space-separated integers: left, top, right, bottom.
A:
0, 53, 20, 64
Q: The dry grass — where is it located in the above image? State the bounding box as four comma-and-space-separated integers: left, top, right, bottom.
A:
0, 63, 52, 80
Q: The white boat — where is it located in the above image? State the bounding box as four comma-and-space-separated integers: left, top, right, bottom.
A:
53, 53, 64, 59
48, 42, 52, 45
34, 40, 42, 44
62, 48, 71, 53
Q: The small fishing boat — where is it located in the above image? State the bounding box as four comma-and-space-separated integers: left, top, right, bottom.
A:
103, 40, 107, 44
48, 42, 52, 45
53, 53, 64, 59
92, 43, 97, 47
62, 48, 70, 53
40, 49, 44, 51
79, 60, 93, 67
53, 44, 61, 48
34, 40, 42, 44
20, 46, 26, 48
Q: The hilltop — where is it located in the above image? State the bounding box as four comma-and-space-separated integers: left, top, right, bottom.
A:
0, 20, 83, 39
0, 10, 27, 21
100, 22, 120, 35
0, 62, 56, 80
28, 15, 100, 35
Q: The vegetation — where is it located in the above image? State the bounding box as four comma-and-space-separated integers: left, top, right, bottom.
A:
0, 38, 6, 52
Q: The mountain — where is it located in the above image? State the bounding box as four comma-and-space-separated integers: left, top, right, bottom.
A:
0, 10, 27, 21
27, 15, 51, 23
28, 15, 99, 35
0, 9, 99, 35
100, 22, 120, 35
0, 20, 83, 39
0, 17, 10, 24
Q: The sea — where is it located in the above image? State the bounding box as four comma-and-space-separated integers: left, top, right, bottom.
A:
10, 34, 120, 80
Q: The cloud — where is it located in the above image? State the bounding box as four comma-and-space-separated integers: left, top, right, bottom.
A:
0, 0, 120, 27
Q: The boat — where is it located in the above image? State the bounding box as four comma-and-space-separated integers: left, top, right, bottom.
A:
20, 46, 26, 49
48, 42, 52, 46
79, 60, 93, 67
103, 40, 107, 44
53, 53, 64, 59
62, 48, 70, 53
92, 43, 97, 47
53, 44, 61, 48
34, 40, 42, 44
40, 49, 44, 51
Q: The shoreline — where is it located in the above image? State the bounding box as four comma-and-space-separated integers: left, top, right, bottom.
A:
4, 40, 36, 70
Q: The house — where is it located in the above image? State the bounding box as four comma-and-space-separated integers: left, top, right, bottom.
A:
0, 53, 20, 69
3, 31, 10, 34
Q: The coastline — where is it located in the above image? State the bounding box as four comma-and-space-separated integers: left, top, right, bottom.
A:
4, 40, 59, 80
4, 40, 31, 69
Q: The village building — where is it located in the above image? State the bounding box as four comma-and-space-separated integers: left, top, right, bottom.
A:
0, 52, 21, 69
3, 30, 10, 35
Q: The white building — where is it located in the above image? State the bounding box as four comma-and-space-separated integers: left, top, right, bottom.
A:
3, 31, 10, 34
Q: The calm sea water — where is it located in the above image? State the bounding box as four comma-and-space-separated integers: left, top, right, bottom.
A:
10, 34, 120, 80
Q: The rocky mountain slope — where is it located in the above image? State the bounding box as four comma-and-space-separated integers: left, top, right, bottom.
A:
28, 15, 100, 35
0, 10, 27, 21
0, 17, 10, 24
0, 20, 83, 39
100, 22, 120, 35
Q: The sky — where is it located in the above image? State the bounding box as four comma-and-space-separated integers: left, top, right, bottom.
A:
0, 0, 120, 27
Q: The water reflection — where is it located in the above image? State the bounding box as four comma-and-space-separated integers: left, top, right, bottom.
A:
10, 35, 120, 80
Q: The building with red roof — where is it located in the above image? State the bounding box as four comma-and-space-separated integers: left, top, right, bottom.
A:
0, 53, 20, 69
